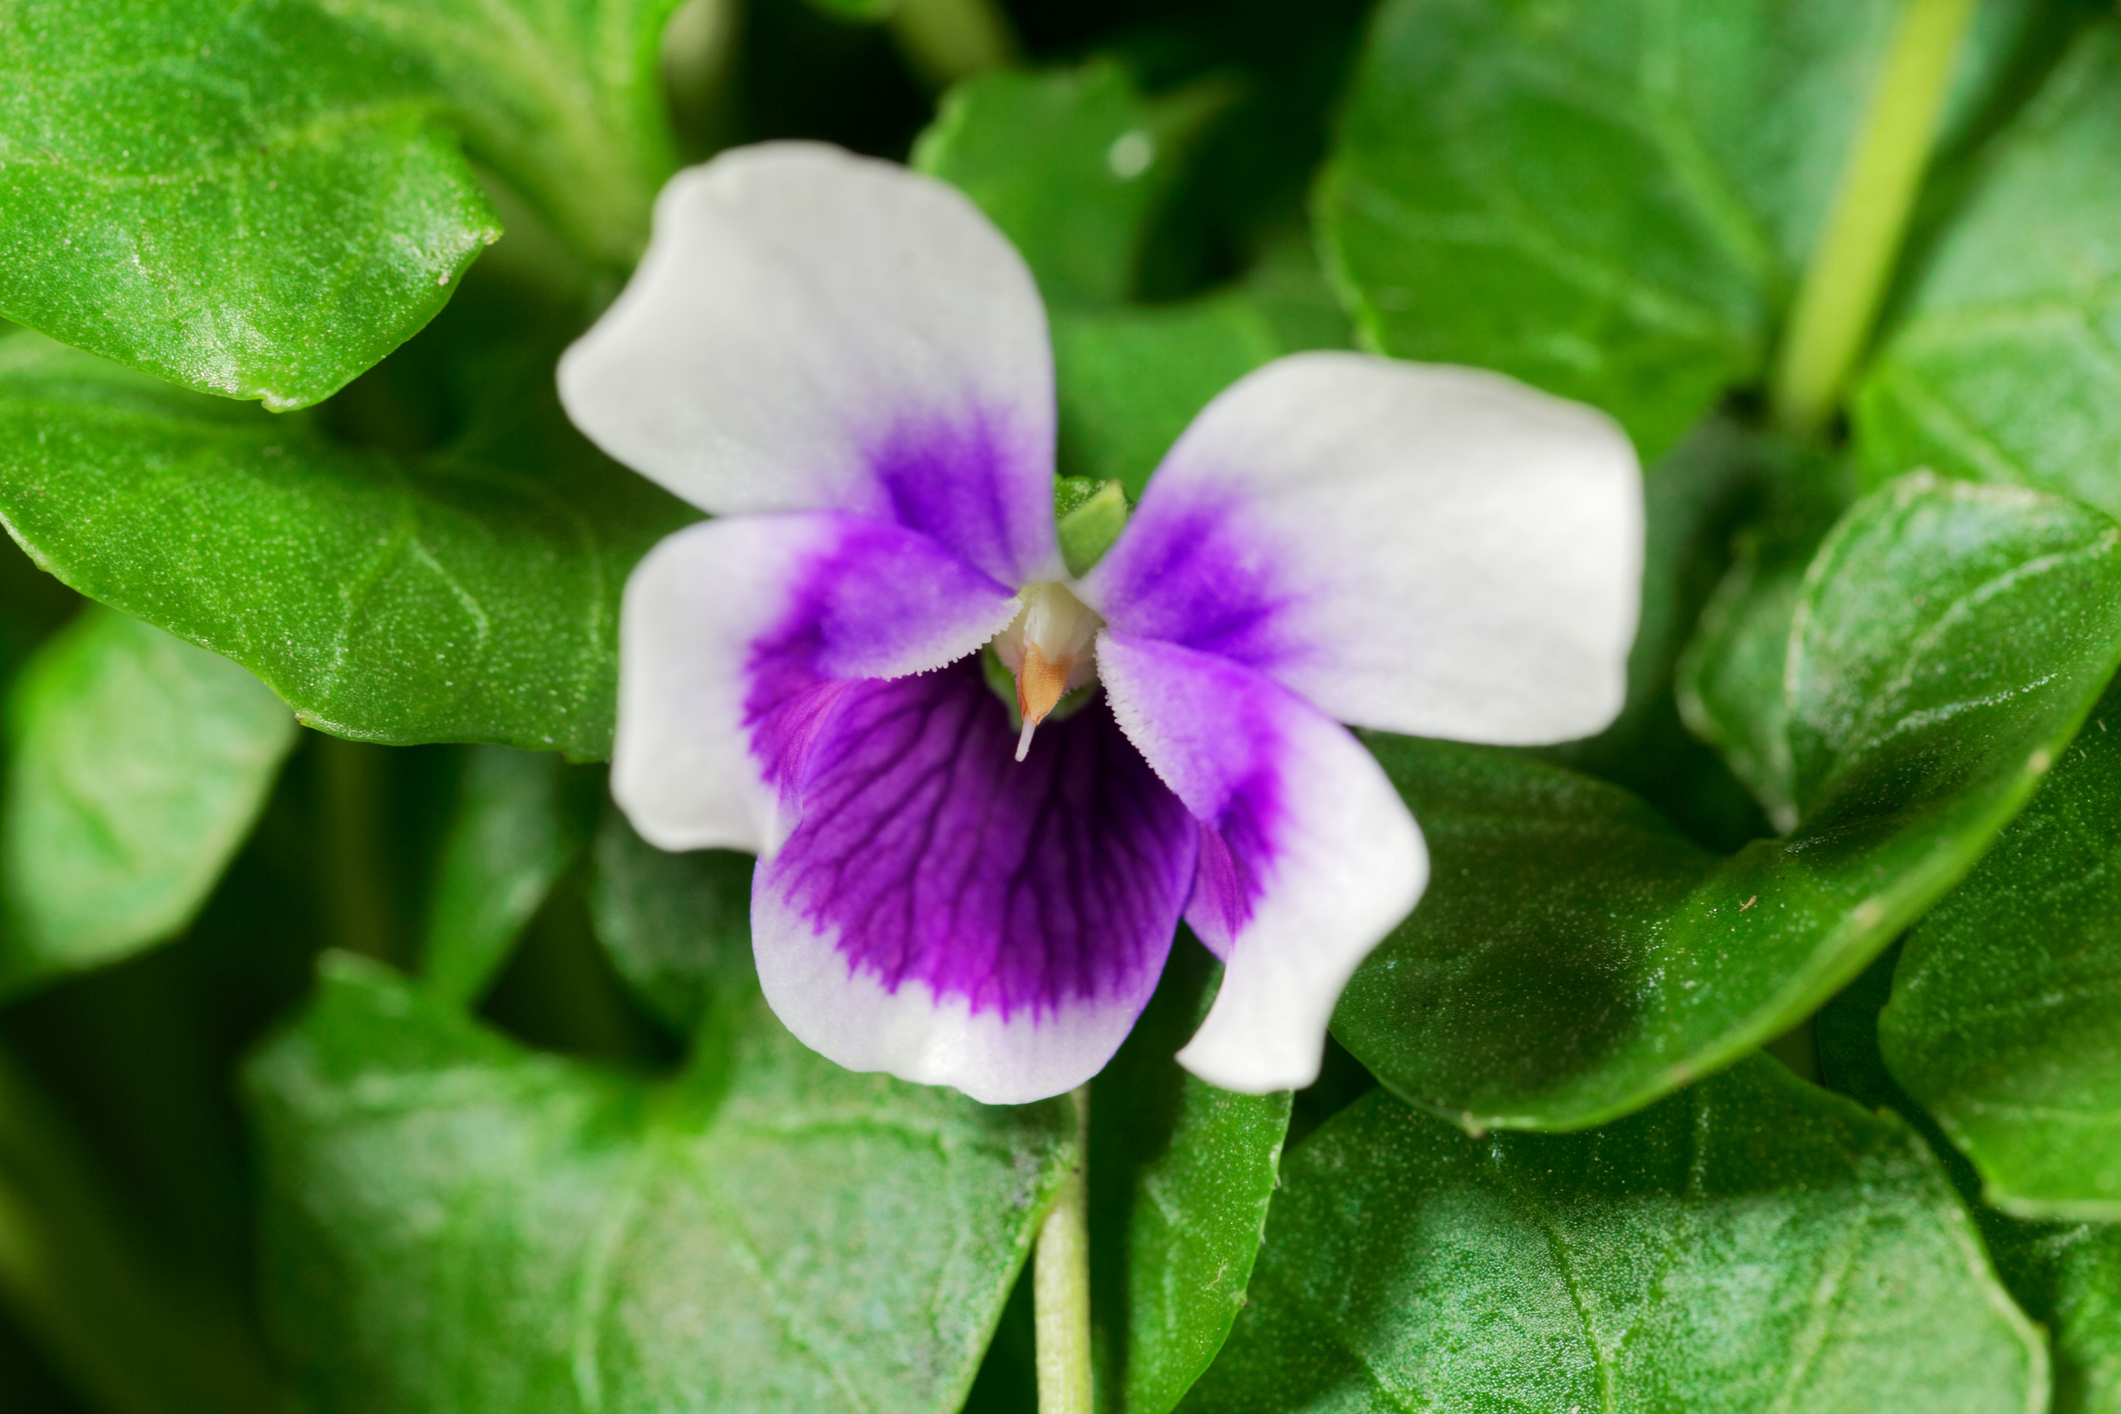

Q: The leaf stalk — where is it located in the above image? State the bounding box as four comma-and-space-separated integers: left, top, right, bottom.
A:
889, 0, 1019, 90
1034, 1085, 1093, 1414
1770, 0, 1978, 438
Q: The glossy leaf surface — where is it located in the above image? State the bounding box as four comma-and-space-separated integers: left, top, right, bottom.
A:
1337, 475, 2121, 1129
1882, 677, 2121, 1219
1183, 1058, 2048, 1413
247, 953, 1072, 1414
0, 0, 681, 409
0, 331, 693, 759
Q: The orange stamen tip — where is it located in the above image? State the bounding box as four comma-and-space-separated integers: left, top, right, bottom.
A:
1018, 642, 1071, 727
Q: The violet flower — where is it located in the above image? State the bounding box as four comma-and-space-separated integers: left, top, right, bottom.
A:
558, 143, 1642, 1104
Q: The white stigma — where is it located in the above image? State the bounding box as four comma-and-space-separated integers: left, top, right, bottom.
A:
992, 582, 1103, 761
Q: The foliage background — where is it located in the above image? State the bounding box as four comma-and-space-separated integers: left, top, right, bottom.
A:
1, 0, 2118, 1410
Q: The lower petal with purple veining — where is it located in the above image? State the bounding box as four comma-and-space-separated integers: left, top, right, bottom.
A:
753, 657, 1198, 1104
1097, 630, 1428, 1095
614, 513, 1020, 856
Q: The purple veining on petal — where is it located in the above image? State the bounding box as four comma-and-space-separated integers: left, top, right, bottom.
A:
1084, 484, 1309, 674
759, 657, 1198, 1019
1093, 632, 1297, 960
868, 405, 1058, 588
740, 515, 1019, 810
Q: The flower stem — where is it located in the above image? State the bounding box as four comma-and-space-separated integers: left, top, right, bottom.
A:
1770, 0, 1978, 438
888, 0, 1018, 90
1034, 1085, 1092, 1414
316, 732, 396, 965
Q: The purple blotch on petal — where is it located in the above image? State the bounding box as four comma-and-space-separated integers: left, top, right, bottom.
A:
1094, 632, 1296, 960
761, 658, 1197, 1020
869, 407, 1057, 588
740, 515, 1019, 810
1088, 486, 1306, 672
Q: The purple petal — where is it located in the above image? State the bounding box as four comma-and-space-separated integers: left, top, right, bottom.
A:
1078, 353, 1641, 745
1097, 630, 1427, 1094
560, 144, 1063, 586
613, 513, 1020, 855
753, 657, 1198, 1104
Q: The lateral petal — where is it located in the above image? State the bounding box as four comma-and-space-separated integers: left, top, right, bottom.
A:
613, 513, 1020, 855
1080, 352, 1642, 745
753, 659, 1198, 1104
560, 143, 1062, 586
1097, 630, 1427, 1094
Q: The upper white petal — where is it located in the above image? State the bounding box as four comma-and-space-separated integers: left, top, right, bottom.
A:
1081, 352, 1644, 745
559, 142, 1062, 585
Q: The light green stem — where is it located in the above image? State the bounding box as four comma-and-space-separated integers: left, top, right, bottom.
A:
888, 0, 1017, 90
1034, 1086, 1092, 1414
1770, 0, 1978, 437
317, 732, 395, 965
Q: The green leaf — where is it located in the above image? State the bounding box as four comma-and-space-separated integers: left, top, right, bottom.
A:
588, 806, 755, 1036
0, 606, 295, 996
1181, 1057, 2049, 1414
914, 61, 1228, 307
0, 0, 497, 410
1816, 930, 2121, 1414
1335, 473, 2121, 1130
1857, 22, 2121, 519
328, 0, 685, 269
420, 747, 589, 1008
1677, 446, 1856, 831
1090, 944, 1290, 1414
1052, 292, 1283, 499
0, 0, 681, 409
1880, 675, 2121, 1219
1316, 0, 2044, 458
1538, 416, 1776, 851
1988, 1221, 2121, 1414
0, 329, 694, 759
246, 952, 1073, 1414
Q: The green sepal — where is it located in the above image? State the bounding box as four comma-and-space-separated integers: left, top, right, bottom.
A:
1056, 478, 1130, 577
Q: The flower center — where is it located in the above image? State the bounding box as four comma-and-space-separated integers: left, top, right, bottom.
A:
991, 581, 1103, 761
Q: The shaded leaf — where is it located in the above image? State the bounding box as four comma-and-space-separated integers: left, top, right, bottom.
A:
1677, 444, 1857, 830
1881, 675, 2121, 1220
1858, 22, 2121, 519
1988, 1221, 2121, 1414
588, 805, 754, 1036
1089, 943, 1289, 1414
421, 747, 589, 1008
246, 952, 1072, 1414
1317, 0, 2046, 457
1, 607, 294, 996
1336, 474, 2121, 1129
914, 61, 1228, 307
1182, 1057, 2048, 1413
1052, 292, 1282, 500
0, 329, 694, 759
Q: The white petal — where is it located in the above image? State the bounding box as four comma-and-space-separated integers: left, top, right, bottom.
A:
1097, 631, 1429, 1093
560, 142, 1062, 586
612, 514, 1019, 854
753, 900, 1166, 1106
1080, 352, 1643, 745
